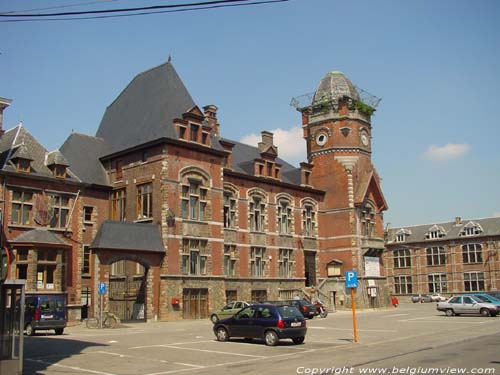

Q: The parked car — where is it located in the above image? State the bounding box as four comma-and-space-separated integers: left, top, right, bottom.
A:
213, 303, 307, 346
24, 294, 67, 336
430, 294, 447, 302
463, 293, 500, 306
436, 295, 500, 317
485, 291, 500, 301
210, 301, 252, 323
411, 294, 433, 303
263, 300, 316, 319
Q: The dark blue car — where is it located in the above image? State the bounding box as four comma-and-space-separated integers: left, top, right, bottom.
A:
24, 294, 67, 336
213, 303, 307, 346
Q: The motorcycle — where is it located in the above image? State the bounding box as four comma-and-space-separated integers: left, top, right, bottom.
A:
313, 300, 328, 318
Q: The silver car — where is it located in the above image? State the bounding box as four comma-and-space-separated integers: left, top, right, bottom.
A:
437, 295, 500, 317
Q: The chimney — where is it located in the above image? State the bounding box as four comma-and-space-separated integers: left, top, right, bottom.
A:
203, 105, 219, 137
455, 217, 462, 225
0, 97, 13, 135
258, 131, 274, 152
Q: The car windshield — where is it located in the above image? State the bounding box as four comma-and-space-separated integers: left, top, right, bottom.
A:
277, 306, 303, 318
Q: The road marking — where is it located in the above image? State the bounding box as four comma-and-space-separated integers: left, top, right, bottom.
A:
130, 340, 214, 349
309, 327, 397, 332
382, 313, 410, 318
26, 358, 117, 375
159, 345, 267, 358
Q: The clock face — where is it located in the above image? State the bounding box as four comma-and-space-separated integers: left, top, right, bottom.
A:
315, 133, 328, 146
361, 133, 369, 146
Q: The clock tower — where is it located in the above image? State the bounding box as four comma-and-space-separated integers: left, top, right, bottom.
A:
292, 71, 388, 307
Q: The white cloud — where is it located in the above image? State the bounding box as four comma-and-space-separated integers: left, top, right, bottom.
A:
422, 143, 470, 161
240, 126, 306, 166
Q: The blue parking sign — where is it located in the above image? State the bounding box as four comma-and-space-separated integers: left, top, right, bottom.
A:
345, 271, 358, 289
98, 282, 107, 295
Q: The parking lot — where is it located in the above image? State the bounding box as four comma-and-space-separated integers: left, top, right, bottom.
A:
23, 302, 500, 375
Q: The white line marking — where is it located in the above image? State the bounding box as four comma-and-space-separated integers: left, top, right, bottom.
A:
160, 345, 267, 358
130, 340, 214, 349
26, 358, 117, 375
173, 362, 205, 368
383, 313, 410, 318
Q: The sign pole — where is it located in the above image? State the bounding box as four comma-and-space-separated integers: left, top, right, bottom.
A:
351, 287, 358, 343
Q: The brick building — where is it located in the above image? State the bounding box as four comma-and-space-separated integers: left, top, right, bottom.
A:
385, 217, 500, 298
0, 62, 388, 322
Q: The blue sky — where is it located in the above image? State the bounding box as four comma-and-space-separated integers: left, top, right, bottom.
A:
1, 0, 499, 227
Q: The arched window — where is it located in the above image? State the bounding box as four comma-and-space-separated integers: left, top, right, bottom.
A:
248, 190, 266, 232
223, 184, 238, 229
277, 197, 293, 235
180, 167, 210, 222
302, 200, 317, 237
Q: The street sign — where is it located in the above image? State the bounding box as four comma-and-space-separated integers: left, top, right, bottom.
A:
98, 282, 107, 295
345, 270, 358, 289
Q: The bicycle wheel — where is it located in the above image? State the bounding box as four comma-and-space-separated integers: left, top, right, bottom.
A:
103, 315, 117, 328
86, 318, 99, 329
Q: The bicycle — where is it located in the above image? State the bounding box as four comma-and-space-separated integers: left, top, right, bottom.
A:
86, 311, 119, 329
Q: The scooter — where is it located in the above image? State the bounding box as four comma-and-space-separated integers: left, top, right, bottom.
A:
314, 300, 328, 318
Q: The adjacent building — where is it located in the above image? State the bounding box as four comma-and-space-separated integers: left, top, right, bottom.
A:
0, 62, 388, 322
385, 217, 500, 297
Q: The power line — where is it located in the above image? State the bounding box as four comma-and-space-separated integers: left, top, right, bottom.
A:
1, 0, 121, 15
0, 0, 290, 23
0, 0, 267, 17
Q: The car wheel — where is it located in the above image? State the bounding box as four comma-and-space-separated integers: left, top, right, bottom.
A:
210, 314, 219, 324
264, 330, 279, 346
25, 324, 35, 336
292, 337, 305, 345
55, 328, 64, 335
216, 327, 229, 342
445, 309, 454, 317
480, 308, 491, 317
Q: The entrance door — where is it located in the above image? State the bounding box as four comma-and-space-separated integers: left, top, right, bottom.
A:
109, 260, 147, 321
304, 251, 316, 287
182, 289, 208, 319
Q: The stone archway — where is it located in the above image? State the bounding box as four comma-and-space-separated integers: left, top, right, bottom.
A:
108, 258, 148, 321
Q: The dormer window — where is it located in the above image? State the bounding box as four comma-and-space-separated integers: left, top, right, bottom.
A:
426, 225, 445, 240
178, 125, 187, 140
190, 124, 199, 142
395, 228, 411, 243
17, 158, 31, 173
202, 132, 209, 145
459, 222, 483, 237
54, 165, 67, 178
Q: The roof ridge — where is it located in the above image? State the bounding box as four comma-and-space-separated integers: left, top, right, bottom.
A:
391, 216, 500, 229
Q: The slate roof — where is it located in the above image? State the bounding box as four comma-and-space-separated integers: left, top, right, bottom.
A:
223, 139, 302, 185
91, 220, 165, 253
46, 150, 69, 166
0, 124, 79, 182
95, 62, 196, 154
59, 133, 110, 186
9, 229, 71, 247
386, 217, 500, 245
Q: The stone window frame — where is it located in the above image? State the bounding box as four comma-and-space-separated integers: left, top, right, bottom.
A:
179, 167, 211, 222
250, 247, 266, 277
426, 246, 446, 266
394, 275, 413, 294
48, 194, 71, 228
82, 245, 91, 275
247, 188, 267, 233
111, 188, 126, 221
11, 189, 34, 225
181, 238, 209, 276
136, 182, 153, 221
36, 248, 60, 291
462, 243, 483, 264
393, 248, 411, 268
428, 273, 447, 293
276, 193, 294, 236
278, 248, 294, 278
360, 200, 376, 237
301, 198, 318, 238
464, 271, 485, 292
223, 244, 238, 277
83, 206, 94, 224
223, 183, 239, 229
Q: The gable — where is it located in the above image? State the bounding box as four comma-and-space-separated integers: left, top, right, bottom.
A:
355, 170, 388, 211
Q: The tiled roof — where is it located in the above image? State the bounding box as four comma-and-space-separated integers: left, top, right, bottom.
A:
10, 229, 70, 247
91, 220, 165, 253
95, 62, 196, 154
59, 133, 110, 186
387, 217, 500, 245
